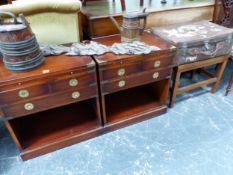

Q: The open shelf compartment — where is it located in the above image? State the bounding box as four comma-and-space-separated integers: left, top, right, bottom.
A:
104, 79, 169, 125
8, 98, 101, 151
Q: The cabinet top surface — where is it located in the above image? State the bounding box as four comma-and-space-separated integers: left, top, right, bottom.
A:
0, 55, 93, 84
93, 33, 175, 63
82, 0, 214, 17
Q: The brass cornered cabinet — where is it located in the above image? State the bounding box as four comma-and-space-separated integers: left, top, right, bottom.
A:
0, 33, 175, 160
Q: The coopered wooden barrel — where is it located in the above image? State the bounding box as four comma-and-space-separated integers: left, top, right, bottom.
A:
0, 12, 44, 71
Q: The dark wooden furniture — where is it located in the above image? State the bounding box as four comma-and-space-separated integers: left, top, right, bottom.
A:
225, 57, 233, 96
0, 55, 102, 160
0, 0, 11, 5
170, 56, 228, 107
213, 0, 233, 96
82, 0, 102, 6
0, 34, 176, 160
81, 0, 214, 39
93, 33, 175, 128
226, 71, 233, 96
213, 0, 233, 27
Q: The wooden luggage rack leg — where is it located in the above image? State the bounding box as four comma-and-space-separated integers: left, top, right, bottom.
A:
169, 55, 228, 107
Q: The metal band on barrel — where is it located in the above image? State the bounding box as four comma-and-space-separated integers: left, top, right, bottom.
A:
3, 51, 43, 66
0, 43, 39, 56
4, 52, 44, 71
0, 35, 36, 46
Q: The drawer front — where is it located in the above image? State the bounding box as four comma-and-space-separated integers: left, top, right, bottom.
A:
51, 73, 97, 92
142, 53, 173, 71
101, 67, 171, 94
0, 83, 49, 105
100, 61, 141, 81
2, 86, 97, 119
99, 52, 174, 81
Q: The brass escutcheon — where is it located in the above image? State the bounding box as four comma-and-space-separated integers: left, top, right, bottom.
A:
72, 91, 80, 99
118, 80, 126, 87
19, 89, 29, 98
153, 72, 159, 79
154, 60, 161, 68
24, 103, 34, 111
118, 68, 125, 76
69, 78, 78, 87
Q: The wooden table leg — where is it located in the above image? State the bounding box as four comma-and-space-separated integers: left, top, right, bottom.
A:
225, 72, 233, 96
82, 0, 86, 6
120, 0, 126, 11
211, 58, 228, 93
140, 0, 144, 7
169, 67, 181, 108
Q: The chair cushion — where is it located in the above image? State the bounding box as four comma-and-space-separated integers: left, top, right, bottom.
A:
26, 13, 80, 44
0, 0, 81, 44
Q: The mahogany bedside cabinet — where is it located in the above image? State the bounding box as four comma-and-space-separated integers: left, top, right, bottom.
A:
0, 55, 102, 160
93, 33, 176, 130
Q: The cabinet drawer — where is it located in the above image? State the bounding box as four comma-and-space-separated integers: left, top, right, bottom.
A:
0, 83, 49, 105
99, 53, 174, 81
142, 53, 173, 70
101, 67, 171, 94
1, 86, 97, 119
51, 73, 97, 92
100, 61, 141, 81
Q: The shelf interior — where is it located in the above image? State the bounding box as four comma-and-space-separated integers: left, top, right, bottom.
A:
105, 79, 169, 123
9, 98, 100, 150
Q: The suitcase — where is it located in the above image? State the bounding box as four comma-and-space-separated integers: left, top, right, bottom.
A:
152, 21, 233, 65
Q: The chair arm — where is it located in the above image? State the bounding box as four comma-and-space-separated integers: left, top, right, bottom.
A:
0, 0, 81, 15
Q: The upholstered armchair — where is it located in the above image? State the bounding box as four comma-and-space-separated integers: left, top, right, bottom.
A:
0, 0, 82, 44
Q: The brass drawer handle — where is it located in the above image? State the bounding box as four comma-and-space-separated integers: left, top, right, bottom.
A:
19, 89, 29, 98
24, 103, 34, 111
72, 91, 80, 99
118, 80, 126, 87
118, 68, 125, 76
153, 72, 159, 79
154, 60, 161, 68
69, 78, 78, 87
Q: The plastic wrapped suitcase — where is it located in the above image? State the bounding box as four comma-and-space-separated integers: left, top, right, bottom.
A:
151, 21, 233, 65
